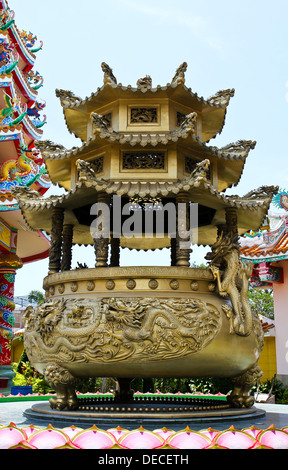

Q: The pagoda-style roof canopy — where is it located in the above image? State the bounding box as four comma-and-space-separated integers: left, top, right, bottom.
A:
39, 121, 255, 193
10, 60, 276, 264
12, 175, 276, 249
11, 61, 276, 253
56, 62, 234, 144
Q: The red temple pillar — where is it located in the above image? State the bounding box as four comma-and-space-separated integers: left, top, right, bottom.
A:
0, 253, 23, 394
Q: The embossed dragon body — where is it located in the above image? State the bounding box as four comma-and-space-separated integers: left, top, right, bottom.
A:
206, 232, 253, 336
23, 296, 222, 410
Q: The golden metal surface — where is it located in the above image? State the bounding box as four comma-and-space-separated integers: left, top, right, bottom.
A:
16, 63, 271, 413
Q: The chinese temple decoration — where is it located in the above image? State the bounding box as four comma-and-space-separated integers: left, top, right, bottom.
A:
0, 422, 287, 449
0, 0, 50, 389
272, 188, 288, 212
0, 0, 50, 195
240, 189, 288, 288
0, 253, 22, 365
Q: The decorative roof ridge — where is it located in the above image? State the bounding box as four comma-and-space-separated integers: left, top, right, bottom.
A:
22, 113, 43, 138
12, 58, 39, 100
227, 185, 279, 202
56, 82, 234, 111
37, 129, 254, 164
11, 162, 274, 213
0, 0, 36, 65
9, 22, 36, 63
55, 62, 234, 112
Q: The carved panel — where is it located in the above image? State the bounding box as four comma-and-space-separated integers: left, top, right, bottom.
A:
23, 297, 222, 365
129, 107, 158, 124
122, 152, 165, 170
88, 156, 104, 175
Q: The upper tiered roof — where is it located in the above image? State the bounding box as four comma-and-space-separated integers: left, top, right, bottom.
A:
11, 62, 277, 249
57, 62, 234, 144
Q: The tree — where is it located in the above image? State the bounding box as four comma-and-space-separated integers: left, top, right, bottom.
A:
248, 287, 274, 320
28, 290, 45, 304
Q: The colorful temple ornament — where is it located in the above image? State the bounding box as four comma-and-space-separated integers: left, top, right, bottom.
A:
1, 423, 288, 449
239, 188, 288, 381
271, 187, 288, 212
0, 0, 50, 394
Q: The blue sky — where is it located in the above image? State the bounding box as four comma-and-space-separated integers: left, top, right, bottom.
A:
8, 0, 288, 296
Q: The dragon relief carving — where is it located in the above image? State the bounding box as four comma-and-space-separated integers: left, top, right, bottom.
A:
219, 139, 256, 155
207, 88, 235, 107
34, 140, 67, 157
55, 89, 82, 107
90, 112, 111, 132
181, 159, 210, 190
171, 62, 187, 85
206, 232, 261, 338
76, 159, 108, 185
23, 297, 221, 366
101, 62, 117, 85
178, 112, 197, 134
136, 75, 152, 88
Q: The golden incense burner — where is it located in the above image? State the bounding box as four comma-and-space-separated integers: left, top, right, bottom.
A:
13, 62, 277, 412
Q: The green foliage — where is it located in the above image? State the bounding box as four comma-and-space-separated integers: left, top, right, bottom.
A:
13, 348, 54, 394
76, 377, 104, 394
12, 366, 27, 386
248, 287, 274, 319
27, 290, 45, 304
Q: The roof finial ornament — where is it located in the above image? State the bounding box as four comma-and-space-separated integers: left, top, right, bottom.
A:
35, 140, 66, 157
171, 62, 187, 85
207, 88, 235, 107
136, 75, 152, 89
179, 112, 197, 134
219, 140, 256, 156
101, 62, 117, 86
55, 89, 82, 107
90, 112, 110, 132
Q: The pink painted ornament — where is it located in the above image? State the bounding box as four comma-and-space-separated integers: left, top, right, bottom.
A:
71, 425, 118, 449
153, 427, 175, 441
107, 426, 129, 441
241, 426, 262, 439
27, 424, 70, 449
257, 425, 288, 449
118, 426, 165, 449
213, 426, 256, 449
20, 424, 41, 438
61, 426, 84, 439
0, 423, 27, 449
166, 427, 211, 449
199, 427, 220, 441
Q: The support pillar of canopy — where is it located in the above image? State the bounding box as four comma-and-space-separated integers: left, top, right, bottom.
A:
61, 224, 74, 272
48, 207, 65, 274
94, 193, 111, 267
110, 236, 120, 267
175, 192, 192, 267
